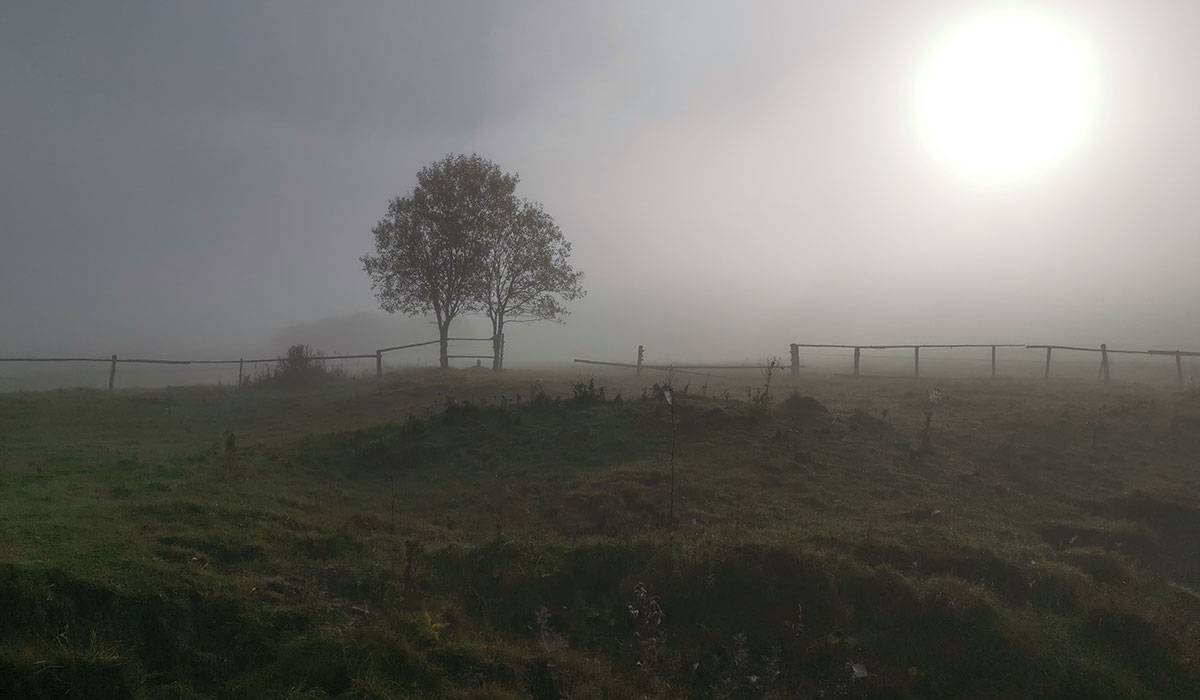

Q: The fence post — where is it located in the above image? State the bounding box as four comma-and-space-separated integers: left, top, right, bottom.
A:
108, 354, 117, 392
1099, 343, 1110, 383
913, 346, 920, 377
789, 344, 799, 376
853, 347, 861, 376
1044, 347, 1052, 379
990, 345, 997, 378
238, 357, 244, 388
375, 350, 383, 381
636, 345, 644, 375
1177, 351, 1184, 385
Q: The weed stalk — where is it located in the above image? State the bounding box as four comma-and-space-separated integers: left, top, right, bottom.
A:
664, 385, 677, 527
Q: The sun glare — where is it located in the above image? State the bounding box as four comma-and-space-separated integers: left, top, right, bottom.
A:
915, 8, 1098, 185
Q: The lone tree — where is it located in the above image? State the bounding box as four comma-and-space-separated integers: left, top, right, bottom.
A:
362, 154, 516, 368
477, 199, 584, 370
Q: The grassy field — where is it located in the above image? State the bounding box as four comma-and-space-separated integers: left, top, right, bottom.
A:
1, 368, 1199, 698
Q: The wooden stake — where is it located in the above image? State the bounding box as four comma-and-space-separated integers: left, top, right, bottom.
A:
990, 345, 997, 378
375, 350, 383, 381
789, 344, 800, 376
853, 347, 861, 376
238, 357, 244, 387
636, 345, 644, 375
913, 346, 920, 377
108, 354, 117, 392
1044, 347, 1052, 379
1099, 343, 1110, 383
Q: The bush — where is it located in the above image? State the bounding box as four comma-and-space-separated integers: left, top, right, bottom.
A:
571, 379, 606, 404
252, 345, 346, 388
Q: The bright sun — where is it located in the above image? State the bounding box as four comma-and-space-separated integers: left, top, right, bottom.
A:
915, 8, 1098, 185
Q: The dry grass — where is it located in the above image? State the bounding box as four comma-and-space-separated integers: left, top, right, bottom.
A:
1, 369, 1198, 697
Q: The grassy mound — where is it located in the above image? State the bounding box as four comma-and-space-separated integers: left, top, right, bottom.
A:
1, 373, 1199, 696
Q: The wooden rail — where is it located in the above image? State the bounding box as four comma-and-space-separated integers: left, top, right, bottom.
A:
1148, 349, 1200, 383
0, 355, 370, 365
795, 343, 1198, 383
791, 343, 1025, 378
573, 359, 733, 378
576, 343, 1199, 385
376, 339, 441, 353
4, 339, 1197, 390
1026, 344, 1142, 354
791, 343, 1025, 349
0, 336, 497, 391
1023, 345, 1199, 383
1148, 349, 1200, 358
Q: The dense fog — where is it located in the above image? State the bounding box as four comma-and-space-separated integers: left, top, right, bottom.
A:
3, 1, 1199, 377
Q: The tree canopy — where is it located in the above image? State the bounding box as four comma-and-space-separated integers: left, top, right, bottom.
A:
477, 199, 584, 369
362, 154, 582, 369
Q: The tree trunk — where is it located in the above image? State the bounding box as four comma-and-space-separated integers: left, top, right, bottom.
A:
438, 321, 450, 369
491, 317, 504, 371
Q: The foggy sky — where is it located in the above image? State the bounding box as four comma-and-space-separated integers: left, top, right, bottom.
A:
3, 1, 1199, 366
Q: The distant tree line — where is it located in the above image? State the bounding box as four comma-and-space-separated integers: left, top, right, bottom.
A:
362, 154, 584, 369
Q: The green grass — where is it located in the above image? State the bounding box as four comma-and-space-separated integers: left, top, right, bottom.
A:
1, 369, 1199, 697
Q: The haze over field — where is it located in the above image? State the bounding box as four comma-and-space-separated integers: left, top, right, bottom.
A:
7, 5, 1200, 696
3, 1, 1199, 365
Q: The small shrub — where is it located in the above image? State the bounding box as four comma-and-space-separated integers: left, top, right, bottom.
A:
252, 344, 346, 388
921, 388, 944, 448
752, 358, 779, 404
648, 382, 673, 402
529, 382, 554, 407
571, 379, 606, 404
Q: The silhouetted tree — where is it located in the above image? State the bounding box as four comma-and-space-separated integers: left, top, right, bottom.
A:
362, 154, 516, 368
477, 199, 584, 369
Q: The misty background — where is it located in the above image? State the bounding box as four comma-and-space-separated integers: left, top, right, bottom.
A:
2, 0, 1198, 375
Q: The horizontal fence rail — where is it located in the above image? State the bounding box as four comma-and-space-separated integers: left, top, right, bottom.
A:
574, 342, 1200, 385
0, 336, 496, 391
791, 344, 1026, 349
4, 338, 1198, 391
573, 357, 790, 379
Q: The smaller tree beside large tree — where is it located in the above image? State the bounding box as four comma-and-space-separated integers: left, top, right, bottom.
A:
477, 199, 584, 369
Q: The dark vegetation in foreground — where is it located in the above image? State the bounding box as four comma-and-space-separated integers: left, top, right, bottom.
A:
1, 370, 1199, 698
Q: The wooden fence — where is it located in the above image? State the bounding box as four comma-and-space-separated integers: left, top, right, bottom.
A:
5, 338, 1197, 390
574, 344, 787, 378
1025, 344, 1199, 383
788, 343, 1027, 379
0, 336, 494, 391
575, 342, 1199, 385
